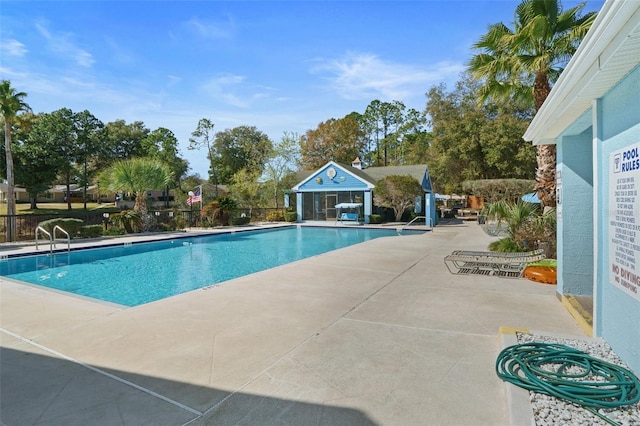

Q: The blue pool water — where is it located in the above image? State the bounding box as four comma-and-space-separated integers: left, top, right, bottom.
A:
0, 226, 416, 306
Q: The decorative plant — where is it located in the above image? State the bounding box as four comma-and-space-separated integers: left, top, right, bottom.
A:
97, 158, 173, 232
109, 210, 141, 234
201, 197, 238, 226
484, 200, 556, 255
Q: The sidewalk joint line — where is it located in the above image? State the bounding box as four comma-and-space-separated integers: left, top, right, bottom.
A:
342, 317, 493, 337
0, 328, 202, 417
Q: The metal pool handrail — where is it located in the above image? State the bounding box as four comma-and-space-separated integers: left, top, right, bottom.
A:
400, 216, 434, 232
35, 226, 53, 253
35, 225, 71, 253
53, 225, 70, 252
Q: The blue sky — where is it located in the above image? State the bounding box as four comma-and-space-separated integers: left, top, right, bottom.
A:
1, 0, 604, 177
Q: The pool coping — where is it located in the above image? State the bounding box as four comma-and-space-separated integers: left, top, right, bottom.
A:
0, 222, 429, 259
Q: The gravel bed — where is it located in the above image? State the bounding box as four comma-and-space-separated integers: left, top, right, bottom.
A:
516, 333, 640, 425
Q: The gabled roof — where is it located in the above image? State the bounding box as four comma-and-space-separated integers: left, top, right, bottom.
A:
294, 162, 431, 191
293, 161, 374, 191
47, 184, 101, 193
359, 164, 431, 188
0, 183, 27, 193
524, 0, 640, 145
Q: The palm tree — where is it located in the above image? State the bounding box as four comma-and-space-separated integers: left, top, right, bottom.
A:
0, 80, 31, 242
468, 0, 596, 207
98, 158, 173, 231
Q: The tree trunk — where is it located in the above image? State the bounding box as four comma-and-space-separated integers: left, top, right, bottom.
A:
134, 191, 152, 232
134, 191, 146, 213
65, 172, 72, 210
535, 144, 557, 208
4, 120, 16, 242
83, 160, 87, 210
533, 71, 556, 208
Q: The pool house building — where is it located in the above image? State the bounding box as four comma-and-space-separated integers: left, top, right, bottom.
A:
291, 159, 436, 224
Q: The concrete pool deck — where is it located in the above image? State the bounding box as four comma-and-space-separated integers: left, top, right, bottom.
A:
0, 221, 586, 425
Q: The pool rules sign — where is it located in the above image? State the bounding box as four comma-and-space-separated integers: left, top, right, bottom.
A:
610, 143, 640, 301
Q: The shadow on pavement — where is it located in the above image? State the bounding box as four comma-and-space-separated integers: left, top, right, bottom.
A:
1, 346, 377, 426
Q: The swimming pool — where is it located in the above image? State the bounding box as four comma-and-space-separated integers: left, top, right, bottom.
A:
0, 226, 420, 307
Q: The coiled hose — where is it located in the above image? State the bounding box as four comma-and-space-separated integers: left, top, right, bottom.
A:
496, 342, 640, 425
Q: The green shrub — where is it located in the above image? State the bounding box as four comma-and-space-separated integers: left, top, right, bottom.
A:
109, 210, 141, 233
38, 218, 84, 238
174, 215, 186, 230
231, 216, 251, 226
159, 222, 177, 231
368, 214, 383, 224
104, 227, 125, 236
488, 237, 524, 253
266, 210, 285, 222
284, 211, 297, 222
462, 179, 536, 204
80, 225, 103, 238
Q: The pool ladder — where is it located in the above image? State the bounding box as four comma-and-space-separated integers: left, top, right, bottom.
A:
36, 225, 70, 253
399, 216, 434, 233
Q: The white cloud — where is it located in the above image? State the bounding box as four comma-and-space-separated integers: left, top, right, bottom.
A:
167, 75, 182, 86
35, 22, 95, 68
183, 16, 235, 39
200, 73, 274, 108
1, 39, 28, 57
104, 36, 136, 65
310, 52, 465, 101
34, 22, 52, 40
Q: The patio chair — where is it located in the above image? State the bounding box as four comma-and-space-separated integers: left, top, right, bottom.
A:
449, 249, 545, 259
444, 249, 546, 278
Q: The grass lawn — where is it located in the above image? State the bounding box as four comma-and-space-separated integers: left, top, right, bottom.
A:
0, 202, 113, 215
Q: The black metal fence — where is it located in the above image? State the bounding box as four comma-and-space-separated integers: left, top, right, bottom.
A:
0, 207, 288, 243
0, 211, 187, 243
0, 212, 106, 243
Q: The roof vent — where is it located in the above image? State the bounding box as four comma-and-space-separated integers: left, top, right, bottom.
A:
351, 157, 363, 170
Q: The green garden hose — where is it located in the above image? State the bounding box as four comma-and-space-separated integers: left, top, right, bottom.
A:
496, 342, 640, 425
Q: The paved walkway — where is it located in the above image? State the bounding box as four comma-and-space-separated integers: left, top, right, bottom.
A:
0, 221, 585, 425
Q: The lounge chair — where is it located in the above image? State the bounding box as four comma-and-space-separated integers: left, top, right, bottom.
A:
449, 249, 545, 259
444, 249, 546, 278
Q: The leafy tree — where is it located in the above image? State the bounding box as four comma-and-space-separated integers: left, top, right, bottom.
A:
356, 100, 428, 167
263, 131, 300, 209
34, 108, 79, 210
212, 126, 273, 184
403, 131, 432, 166
188, 118, 217, 184
98, 158, 173, 231
14, 113, 59, 208
468, 0, 596, 207
391, 107, 428, 166
228, 168, 264, 209
362, 100, 407, 166
0, 80, 31, 241
300, 116, 364, 169
14, 109, 103, 210
374, 175, 423, 221
424, 76, 536, 193
144, 127, 189, 206
462, 179, 535, 204
73, 110, 103, 209
102, 119, 150, 160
